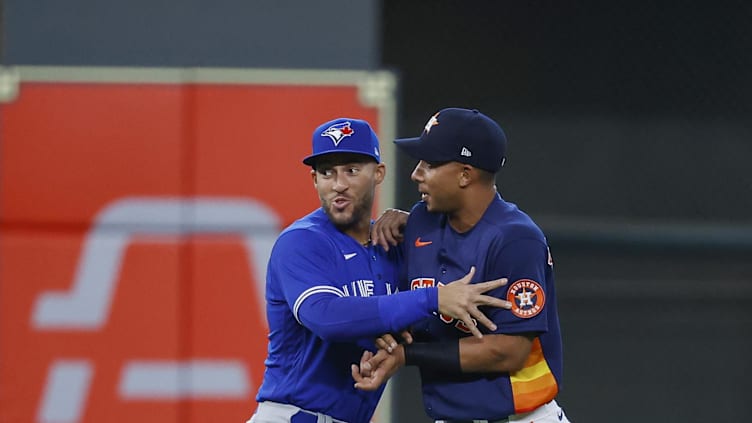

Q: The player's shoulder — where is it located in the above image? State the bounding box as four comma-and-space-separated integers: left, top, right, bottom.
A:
408, 201, 428, 215
484, 196, 546, 243
406, 201, 441, 225
276, 209, 338, 248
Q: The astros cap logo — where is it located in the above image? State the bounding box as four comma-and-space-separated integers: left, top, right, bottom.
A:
423, 112, 439, 134
320, 121, 355, 146
506, 279, 546, 318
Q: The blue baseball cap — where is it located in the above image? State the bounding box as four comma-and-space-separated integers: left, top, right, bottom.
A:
394, 108, 507, 173
302, 118, 381, 166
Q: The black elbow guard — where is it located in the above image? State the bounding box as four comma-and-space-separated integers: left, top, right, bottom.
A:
404, 340, 462, 375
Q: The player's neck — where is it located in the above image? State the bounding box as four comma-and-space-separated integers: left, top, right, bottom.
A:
343, 219, 372, 246
447, 186, 496, 233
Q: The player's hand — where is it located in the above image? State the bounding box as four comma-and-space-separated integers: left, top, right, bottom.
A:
375, 330, 413, 354
357, 350, 375, 378
437, 266, 512, 339
352, 346, 405, 391
371, 208, 409, 251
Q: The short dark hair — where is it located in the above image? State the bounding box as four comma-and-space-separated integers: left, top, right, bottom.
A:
311, 152, 378, 170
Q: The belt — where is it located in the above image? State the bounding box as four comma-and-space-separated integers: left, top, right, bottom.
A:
250, 401, 347, 423
434, 399, 563, 423
289, 410, 328, 423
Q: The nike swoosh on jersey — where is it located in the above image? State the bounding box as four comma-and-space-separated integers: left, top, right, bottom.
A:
343, 252, 358, 260
414, 237, 433, 247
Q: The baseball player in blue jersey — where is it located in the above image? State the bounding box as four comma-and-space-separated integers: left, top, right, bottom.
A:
248, 117, 514, 423
352, 108, 572, 422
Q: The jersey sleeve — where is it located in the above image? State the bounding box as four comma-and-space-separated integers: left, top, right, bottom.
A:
268, 228, 340, 312
269, 227, 438, 342
299, 288, 437, 341
485, 237, 551, 335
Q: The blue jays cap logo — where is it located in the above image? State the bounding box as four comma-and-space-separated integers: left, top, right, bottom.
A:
320, 121, 355, 146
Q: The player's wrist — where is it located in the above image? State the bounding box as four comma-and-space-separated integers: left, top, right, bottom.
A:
395, 344, 407, 366
404, 340, 462, 375
426, 286, 440, 313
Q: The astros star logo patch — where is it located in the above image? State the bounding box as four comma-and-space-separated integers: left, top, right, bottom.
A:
506, 279, 546, 318
321, 121, 355, 146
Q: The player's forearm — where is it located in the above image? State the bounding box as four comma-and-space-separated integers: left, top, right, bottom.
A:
298, 288, 438, 341
458, 334, 533, 373
403, 334, 533, 375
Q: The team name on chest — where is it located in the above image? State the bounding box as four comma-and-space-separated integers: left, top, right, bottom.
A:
410, 277, 472, 334
341, 280, 396, 297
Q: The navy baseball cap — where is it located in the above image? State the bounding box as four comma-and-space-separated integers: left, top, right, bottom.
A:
302, 118, 381, 166
394, 108, 507, 173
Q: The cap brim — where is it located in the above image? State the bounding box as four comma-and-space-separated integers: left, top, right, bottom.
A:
394, 137, 448, 162
302, 151, 379, 166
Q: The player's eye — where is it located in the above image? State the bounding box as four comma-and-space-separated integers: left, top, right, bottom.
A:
425, 160, 448, 169
347, 166, 361, 175
317, 168, 334, 177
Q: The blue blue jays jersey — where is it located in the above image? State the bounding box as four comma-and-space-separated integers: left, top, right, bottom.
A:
256, 208, 409, 423
404, 194, 564, 420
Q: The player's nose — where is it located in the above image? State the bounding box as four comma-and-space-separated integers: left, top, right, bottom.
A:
411, 162, 424, 182
332, 174, 349, 191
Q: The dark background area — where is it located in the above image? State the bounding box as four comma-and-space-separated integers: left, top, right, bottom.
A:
382, 1, 752, 422
383, 1, 752, 221
3, 1, 751, 421
380, 2, 752, 421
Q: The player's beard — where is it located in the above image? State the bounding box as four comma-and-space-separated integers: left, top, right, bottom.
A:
321, 189, 374, 232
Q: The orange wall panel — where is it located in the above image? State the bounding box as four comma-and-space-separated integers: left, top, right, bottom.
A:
0, 68, 391, 423
189, 238, 269, 422
0, 83, 184, 225
192, 84, 381, 225
0, 232, 182, 422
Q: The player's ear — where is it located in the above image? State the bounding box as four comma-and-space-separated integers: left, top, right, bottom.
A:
311, 168, 318, 185
374, 163, 386, 185
458, 164, 473, 187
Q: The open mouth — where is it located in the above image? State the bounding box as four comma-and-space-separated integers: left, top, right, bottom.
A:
332, 196, 351, 210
